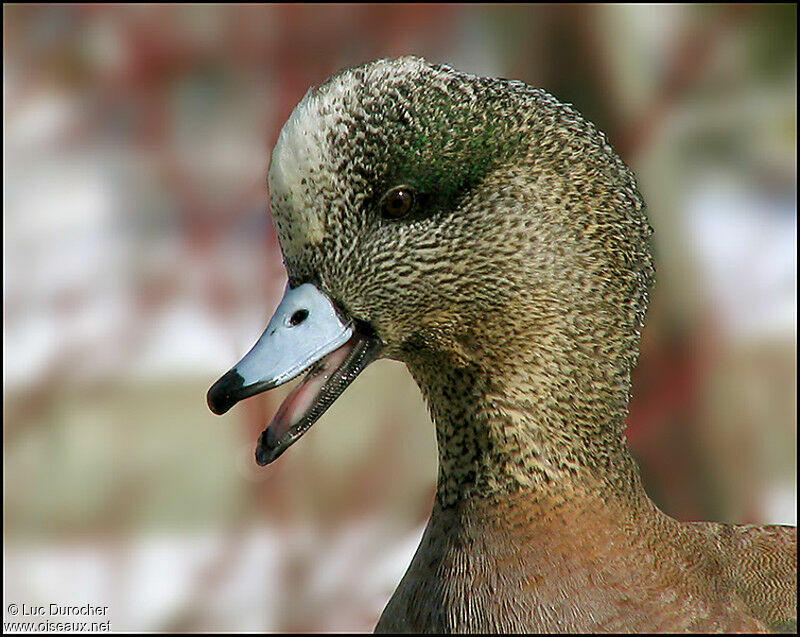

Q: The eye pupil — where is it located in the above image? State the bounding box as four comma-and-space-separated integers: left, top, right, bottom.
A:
382, 187, 415, 218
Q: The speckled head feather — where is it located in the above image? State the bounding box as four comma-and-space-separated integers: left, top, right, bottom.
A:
261, 57, 795, 633
268, 56, 654, 498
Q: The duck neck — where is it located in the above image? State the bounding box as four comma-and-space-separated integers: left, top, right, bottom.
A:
407, 352, 645, 509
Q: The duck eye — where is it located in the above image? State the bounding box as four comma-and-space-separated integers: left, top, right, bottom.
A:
381, 186, 415, 219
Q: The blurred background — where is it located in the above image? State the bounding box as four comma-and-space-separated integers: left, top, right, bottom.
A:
3, 3, 796, 632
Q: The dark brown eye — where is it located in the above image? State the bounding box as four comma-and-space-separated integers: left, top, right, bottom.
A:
381, 186, 415, 219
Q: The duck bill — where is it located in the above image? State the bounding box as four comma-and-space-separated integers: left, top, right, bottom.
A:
206, 283, 381, 465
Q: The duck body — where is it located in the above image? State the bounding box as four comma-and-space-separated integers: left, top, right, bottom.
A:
378, 491, 795, 632
207, 56, 797, 633
376, 347, 796, 633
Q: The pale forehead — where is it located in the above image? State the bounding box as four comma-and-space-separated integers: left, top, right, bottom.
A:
269, 57, 452, 256
267, 70, 360, 252
268, 56, 432, 196
267, 57, 431, 253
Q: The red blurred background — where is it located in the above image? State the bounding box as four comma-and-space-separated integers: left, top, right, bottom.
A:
4, 4, 796, 632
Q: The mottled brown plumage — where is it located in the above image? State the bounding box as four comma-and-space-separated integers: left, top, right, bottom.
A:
261, 57, 797, 632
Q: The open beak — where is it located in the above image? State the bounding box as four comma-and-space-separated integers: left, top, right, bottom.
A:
207, 283, 381, 465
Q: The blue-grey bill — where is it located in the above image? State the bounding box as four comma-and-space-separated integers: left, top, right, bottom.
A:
206, 283, 381, 465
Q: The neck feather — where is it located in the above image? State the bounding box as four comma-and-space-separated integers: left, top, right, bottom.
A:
407, 346, 644, 508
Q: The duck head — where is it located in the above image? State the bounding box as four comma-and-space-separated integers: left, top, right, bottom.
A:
207, 57, 654, 479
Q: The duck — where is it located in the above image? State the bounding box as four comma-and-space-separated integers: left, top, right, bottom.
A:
207, 56, 797, 633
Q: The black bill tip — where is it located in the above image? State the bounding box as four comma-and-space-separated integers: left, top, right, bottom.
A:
255, 429, 284, 466
207, 369, 246, 415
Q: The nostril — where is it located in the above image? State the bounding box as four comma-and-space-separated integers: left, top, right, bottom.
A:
289, 309, 309, 327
